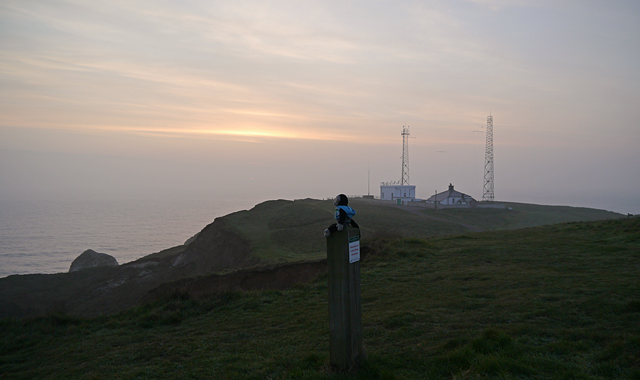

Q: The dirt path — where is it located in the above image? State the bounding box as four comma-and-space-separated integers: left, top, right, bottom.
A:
392, 205, 485, 233
355, 197, 484, 232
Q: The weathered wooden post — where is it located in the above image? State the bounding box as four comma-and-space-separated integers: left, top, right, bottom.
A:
327, 224, 365, 369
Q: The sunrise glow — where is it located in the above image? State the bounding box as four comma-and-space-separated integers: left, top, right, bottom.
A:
0, 0, 638, 214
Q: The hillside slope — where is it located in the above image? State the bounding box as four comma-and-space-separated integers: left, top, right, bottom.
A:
0, 198, 623, 318
1, 217, 638, 379
419, 201, 622, 231
210, 198, 621, 265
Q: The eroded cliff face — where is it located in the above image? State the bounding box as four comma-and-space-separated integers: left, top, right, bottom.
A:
143, 260, 327, 304
0, 217, 260, 318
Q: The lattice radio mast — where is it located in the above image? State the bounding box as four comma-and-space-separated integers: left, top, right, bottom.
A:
482, 115, 494, 202
401, 126, 410, 185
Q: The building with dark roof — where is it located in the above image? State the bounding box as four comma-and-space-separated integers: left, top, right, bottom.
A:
426, 184, 476, 206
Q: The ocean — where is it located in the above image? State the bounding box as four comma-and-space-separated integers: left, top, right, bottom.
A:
0, 197, 265, 278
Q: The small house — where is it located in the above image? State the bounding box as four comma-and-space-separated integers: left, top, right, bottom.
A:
426, 184, 476, 205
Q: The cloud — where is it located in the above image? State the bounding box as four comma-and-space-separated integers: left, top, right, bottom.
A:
0, 0, 639, 212
465, 0, 532, 11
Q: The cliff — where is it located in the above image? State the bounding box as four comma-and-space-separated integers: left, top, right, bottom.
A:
0, 198, 622, 318
0, 217, 268, 318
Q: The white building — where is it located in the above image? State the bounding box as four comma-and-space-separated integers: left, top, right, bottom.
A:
426, 184, 476, 205
380, 183, 416, 203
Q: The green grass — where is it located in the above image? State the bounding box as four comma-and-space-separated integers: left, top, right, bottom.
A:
422, 202, 621, 231
2, 217, 639, 379
221, 198, 469, 265
219, 198, 620, 267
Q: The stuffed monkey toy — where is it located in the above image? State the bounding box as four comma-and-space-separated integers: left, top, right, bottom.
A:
324, 194, 359, 237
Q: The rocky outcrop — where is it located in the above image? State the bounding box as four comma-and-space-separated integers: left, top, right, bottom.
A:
69, 249, 118, 272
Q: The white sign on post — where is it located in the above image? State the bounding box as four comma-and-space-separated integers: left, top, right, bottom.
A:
349, 239, 360, 263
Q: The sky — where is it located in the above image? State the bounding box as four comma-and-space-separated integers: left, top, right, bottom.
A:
1, 0, 639, 214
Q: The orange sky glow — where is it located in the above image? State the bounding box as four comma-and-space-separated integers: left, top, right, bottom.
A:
1, 0, 639, 214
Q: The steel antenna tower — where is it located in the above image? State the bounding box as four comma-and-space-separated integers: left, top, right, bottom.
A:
401, 126, 410, 185
482, 115, 494, 202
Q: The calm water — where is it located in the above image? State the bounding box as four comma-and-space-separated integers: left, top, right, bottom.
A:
0, 198, 264, 278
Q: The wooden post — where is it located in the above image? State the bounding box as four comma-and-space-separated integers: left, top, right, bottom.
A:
327, 225, 365, 369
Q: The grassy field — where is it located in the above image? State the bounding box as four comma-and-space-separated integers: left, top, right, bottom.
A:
218, 198, 621, 266
421, 202, 621, 231
1, 216, 638, 379
219, 199, 471, 265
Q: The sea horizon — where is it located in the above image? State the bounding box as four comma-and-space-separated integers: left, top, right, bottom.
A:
1, 194, 634, 279
0, 197, 268, 278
